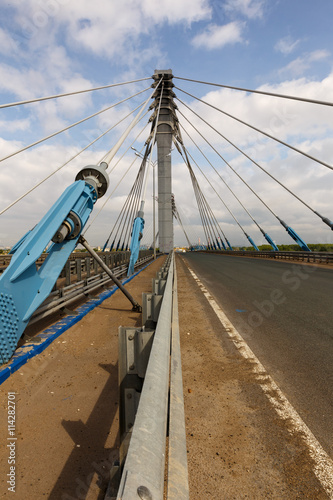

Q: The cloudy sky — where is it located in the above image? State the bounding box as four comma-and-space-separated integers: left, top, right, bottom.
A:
0, 0, 332, 248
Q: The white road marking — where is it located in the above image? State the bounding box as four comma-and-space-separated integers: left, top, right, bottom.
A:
186, 264, 333, 498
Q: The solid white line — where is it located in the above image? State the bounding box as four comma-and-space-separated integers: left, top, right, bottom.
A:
186, 264, 333, 499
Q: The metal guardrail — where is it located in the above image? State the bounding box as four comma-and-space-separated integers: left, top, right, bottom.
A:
107, 252, 189, 500
206, 250, 333, 264
28, 251, 154, 325
0, 250, 153, 276
168, 261, 190, 500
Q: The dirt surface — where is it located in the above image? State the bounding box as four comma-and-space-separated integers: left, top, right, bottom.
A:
0, 254, 329, 499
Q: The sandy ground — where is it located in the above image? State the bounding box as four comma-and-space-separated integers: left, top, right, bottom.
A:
0, 254, 329, 499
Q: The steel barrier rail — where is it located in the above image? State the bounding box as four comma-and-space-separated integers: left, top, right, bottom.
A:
28, 253, 154, 326
116, 252, 174, 499
167, 261, 189, 500
206, 250, 333, 264
114, 252, 189, 500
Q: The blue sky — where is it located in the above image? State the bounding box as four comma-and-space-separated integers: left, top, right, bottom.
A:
0, 0, 332, 248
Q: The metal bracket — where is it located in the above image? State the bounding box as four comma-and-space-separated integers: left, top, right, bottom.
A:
142, 292, 162, 326
152, 276, 166, 295
118, 326, 155, 465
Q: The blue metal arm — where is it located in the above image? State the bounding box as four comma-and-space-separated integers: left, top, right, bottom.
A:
278, 219, 311, 251
286, 226, 311, 251
0, 163, 109, 364
226, 239, 233, 251
246, 234, 259, 251
9, 228, 35, 255
263, 232, 279, 251
127, 216, 145, 277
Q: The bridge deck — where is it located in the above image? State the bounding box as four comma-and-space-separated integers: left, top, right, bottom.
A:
0, 255, 329, 499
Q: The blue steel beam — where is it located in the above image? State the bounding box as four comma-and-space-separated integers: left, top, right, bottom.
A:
0, 164, 109, 364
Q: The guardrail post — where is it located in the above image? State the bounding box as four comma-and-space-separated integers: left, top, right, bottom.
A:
93, 257, 98, 275
76, 259, 82, 282
85, 257, 91, 278
65, 260, 71, 286
142, 293, 162, 327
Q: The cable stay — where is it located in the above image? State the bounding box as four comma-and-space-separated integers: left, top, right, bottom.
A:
182, 142, 260, 251
180, 122, 279, 251
176, 105, 312, 250
84, 116, 150, 236
174, 76, 333, 107
0, 101, 150, 217
174, 127, 232, 250
174, 137, 232, 251
0, 77, 151, 110
171, 195, 193, 248
177, 99, 333, 231
0, 87, 151, 166
126, 83, 164, 275
86, 88, 156, 254
100, 81, 162, 253
176, 87, 333, 174
148, 231, 159, 251
174, 202, 202, 250
103, 153, 148, 252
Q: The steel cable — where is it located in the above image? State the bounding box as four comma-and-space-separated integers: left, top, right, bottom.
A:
175, 87, 333, 172
174, 76, 333, 107
0, 103, 149, 216
0, 87, 151, 165
0, 77, 151, 109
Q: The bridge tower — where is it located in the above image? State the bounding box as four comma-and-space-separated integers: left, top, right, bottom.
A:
152, 69, 177, 253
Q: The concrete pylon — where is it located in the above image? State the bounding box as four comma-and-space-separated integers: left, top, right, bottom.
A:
152, 69, 177, 253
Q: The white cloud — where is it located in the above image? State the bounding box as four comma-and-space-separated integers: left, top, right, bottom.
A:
178, 72, 333, 150
8, 0, 211, 59
224, 0, 265, 19
278, 50, 330, 77
0, 0, 211, 142
192, 22, 244, 49
0, 118, 30, 133
141, 0, 211, 24
275, 36, 301, 55
0, 28, 18, 55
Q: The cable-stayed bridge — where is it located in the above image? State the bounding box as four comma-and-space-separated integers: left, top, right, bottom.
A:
0, 70, 332, 499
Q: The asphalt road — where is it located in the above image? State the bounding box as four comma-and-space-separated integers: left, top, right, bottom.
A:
182, 252, 333, 458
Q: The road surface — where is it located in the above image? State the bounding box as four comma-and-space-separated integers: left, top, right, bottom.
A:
182, 252, 333, 458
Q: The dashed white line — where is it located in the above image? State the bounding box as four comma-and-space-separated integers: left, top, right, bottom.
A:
186, 264, 333, 498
